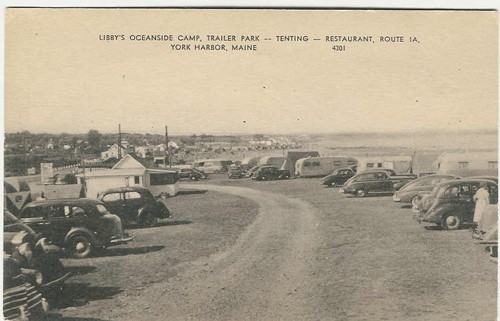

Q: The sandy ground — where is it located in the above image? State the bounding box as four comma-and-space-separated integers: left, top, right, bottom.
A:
50, 177, 497, 321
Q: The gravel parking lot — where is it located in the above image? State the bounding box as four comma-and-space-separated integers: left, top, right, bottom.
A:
50, 176, 497, 321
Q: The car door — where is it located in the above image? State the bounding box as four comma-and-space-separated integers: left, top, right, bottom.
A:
270, 167, 280, 180
457, 184, 475, 221
48, 205, 88, 244
124, 191, 144, 221
488, 183, 498, 204
341, 170, 354, 185
20, 206, 56, 240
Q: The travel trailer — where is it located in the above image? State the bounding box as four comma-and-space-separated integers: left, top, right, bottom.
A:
295, 156, 358, 177
435, 152, 498, 177
193, 159, 233, 173
282, 150, 320, 177
356, 156, 413, 174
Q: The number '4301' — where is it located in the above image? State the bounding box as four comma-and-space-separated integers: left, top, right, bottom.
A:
332, 45, 346, 52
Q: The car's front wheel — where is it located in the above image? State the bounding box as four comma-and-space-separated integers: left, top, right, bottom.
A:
356, 189, 366, 197
411, 195, 420, 209
67, 235, 93, 259
441, 213, 462, 230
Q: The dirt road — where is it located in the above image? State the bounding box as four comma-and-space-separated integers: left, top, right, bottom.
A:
112, 184, 322, 321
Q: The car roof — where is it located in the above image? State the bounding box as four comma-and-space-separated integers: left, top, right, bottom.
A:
359, 169, 395, 173
100, 186, 152, 193
24, 198, 104, 208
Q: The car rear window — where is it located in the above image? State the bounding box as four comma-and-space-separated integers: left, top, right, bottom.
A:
102, 193, 121, 202
21, 207, 46, 219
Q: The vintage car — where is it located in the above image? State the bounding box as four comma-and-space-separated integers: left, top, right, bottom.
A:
320, 167, 356, 187
4, 210, 38, 254
416, 179, 498, 230
177, 168, 206, 180
98, 187, 172, 227
4, 215, 72, 308
251, 166, 290, 181
393, 174, 461, 206
19, 198, 133, 258
228, 166, 244, 179
340, 170, 415, 197
245, 165, 262, 178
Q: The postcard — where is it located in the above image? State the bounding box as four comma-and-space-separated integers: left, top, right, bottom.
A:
3, 8, 498, 321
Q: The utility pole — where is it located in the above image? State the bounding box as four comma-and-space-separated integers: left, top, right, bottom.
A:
118, 124, 122, 159
165, 126, 171, 168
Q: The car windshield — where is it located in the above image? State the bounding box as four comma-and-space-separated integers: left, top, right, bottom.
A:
428, 185, 441, 199
96, 204, 110, 216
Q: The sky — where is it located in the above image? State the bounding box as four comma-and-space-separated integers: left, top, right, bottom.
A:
4, 9, 498, 135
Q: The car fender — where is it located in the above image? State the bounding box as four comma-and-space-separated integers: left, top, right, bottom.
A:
64, 227, 97, 245
425, 203, 458, 223
137, 205, 151, 221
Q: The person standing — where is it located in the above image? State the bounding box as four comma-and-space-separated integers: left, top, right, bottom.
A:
473, 182, 490, 225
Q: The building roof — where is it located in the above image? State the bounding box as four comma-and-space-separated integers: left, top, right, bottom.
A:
112, 154, 147, 170
76, 168, 146, 177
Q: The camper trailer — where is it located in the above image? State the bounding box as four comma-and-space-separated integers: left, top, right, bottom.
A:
295, 156, 358, 177
193, 159, 233, 173
258, 156, 286, 168
435, 152, 498, 177
282, 150, 321, 177
356, 156, 413, 174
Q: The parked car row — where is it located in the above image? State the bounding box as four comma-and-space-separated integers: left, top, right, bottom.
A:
4, 185, 177, 318
12, 187, 173, 260
318, 168, 498, 258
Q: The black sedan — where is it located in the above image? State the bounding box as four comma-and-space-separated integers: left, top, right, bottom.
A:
320, 168, 356, 187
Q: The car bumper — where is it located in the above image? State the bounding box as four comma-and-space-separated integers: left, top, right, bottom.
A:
109, 234, 133, 245
339, 188, 355, 195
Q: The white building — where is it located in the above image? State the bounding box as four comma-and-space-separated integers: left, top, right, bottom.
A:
101, 143, 128, 160
77, 154, 179, 198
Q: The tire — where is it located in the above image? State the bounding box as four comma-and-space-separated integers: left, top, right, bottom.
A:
190, 175, 198, 181
67, 235, 93, 259
261, 176, 266, 181
356, 189, 366, 197
140, 212, 158, 228
330, 182, 336, 187
441, 213, 462, 230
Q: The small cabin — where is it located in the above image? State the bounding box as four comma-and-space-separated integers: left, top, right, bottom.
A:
77, 154, 179, 198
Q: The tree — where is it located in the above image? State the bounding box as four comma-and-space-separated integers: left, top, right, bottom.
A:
62, 173, 78, 184
87, 130, 102, 148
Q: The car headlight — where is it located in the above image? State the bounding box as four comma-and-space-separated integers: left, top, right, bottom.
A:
35, 271, 44, 285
